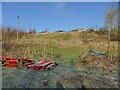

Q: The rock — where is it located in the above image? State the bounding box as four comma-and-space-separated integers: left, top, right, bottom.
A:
40, 80, 48, 86
56, 81, 64, 88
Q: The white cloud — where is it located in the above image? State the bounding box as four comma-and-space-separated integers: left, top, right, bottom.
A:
55, 2, 66, 10
53, 2, 75, 18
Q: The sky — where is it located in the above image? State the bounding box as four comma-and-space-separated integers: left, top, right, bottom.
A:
2, 2, 118, 32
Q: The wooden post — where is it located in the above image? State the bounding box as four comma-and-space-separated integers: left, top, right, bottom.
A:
107, 28, 110, 58
17, 16, 20, 40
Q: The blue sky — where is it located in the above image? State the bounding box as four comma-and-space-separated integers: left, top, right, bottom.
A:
2, 2, 117, 32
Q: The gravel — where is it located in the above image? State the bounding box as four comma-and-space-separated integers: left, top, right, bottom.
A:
2, 60, 119, 88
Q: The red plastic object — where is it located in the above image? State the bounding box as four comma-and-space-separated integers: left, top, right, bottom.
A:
1, 57, 35, 68
28, 60, 56, 72
1, 57, 57, 72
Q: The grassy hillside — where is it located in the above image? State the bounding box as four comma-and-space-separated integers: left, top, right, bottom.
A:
2, 31, 118, 61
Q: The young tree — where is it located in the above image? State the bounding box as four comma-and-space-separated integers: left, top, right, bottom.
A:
105, 6, 118, 30
105, 5, 118, 56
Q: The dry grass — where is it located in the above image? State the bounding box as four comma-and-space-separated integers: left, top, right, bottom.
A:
2, 31, 118, 62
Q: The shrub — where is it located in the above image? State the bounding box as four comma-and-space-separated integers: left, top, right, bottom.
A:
2, 27, 25, 41
95, 28, 108, 35
110, 29, 119, 41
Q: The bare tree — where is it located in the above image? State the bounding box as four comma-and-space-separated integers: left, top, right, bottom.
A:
105, 5, 118, 56
105, 6, 118, 30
